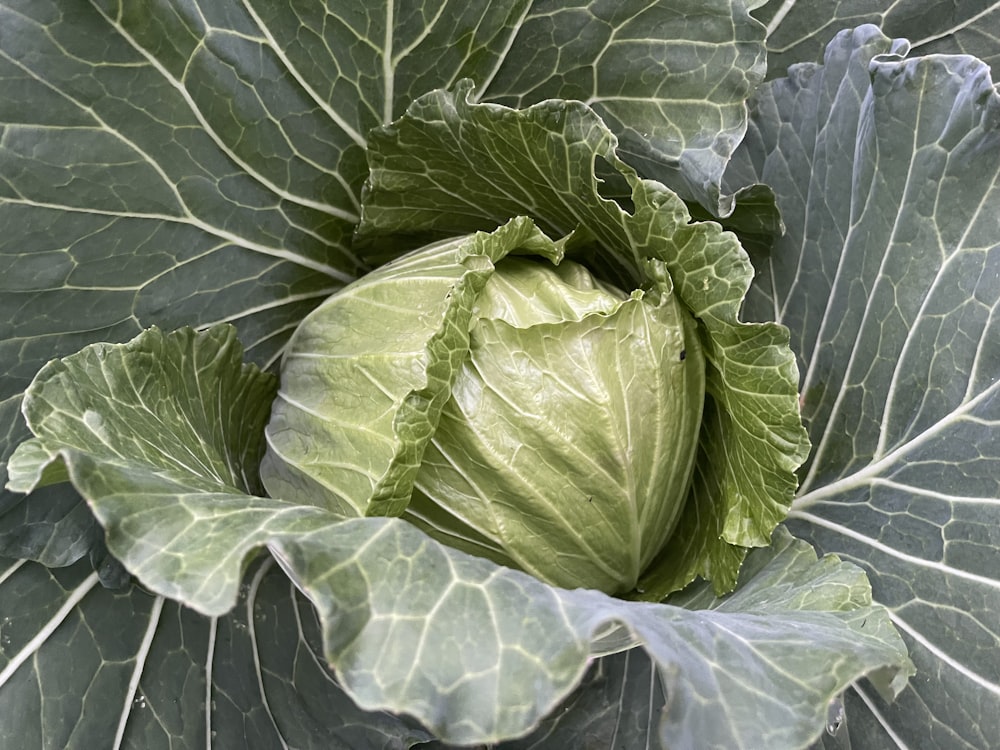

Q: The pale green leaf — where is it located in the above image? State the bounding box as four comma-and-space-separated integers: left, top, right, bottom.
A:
410, 271, 704, 594
757, 0, 1000, 80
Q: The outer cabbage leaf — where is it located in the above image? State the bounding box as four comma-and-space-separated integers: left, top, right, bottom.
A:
357, 84, 810, 595
0, 0, 767, 565
731, 24, 1000, 749
756, 0, 1000, 80
0, 554, 434, 749
6, 325, 911, 747
484, 0, 768, 214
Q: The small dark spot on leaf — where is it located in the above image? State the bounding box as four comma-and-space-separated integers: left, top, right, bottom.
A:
679, 349, 686, 361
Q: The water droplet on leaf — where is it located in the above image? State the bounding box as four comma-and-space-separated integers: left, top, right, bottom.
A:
826, 695, 846, 736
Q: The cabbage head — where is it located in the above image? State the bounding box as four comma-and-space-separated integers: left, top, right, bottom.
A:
262, 214, 716, 596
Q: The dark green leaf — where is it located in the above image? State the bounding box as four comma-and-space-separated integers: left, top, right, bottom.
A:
0, 555, 432, 749
485, 0, 768, 213
756, 0, 1000, 81
732, 24, 1000, 748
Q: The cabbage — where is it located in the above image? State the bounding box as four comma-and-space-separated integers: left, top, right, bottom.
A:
264, 230, 705, 594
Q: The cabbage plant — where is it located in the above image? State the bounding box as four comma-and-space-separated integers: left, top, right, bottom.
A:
1, 1, 999, 749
